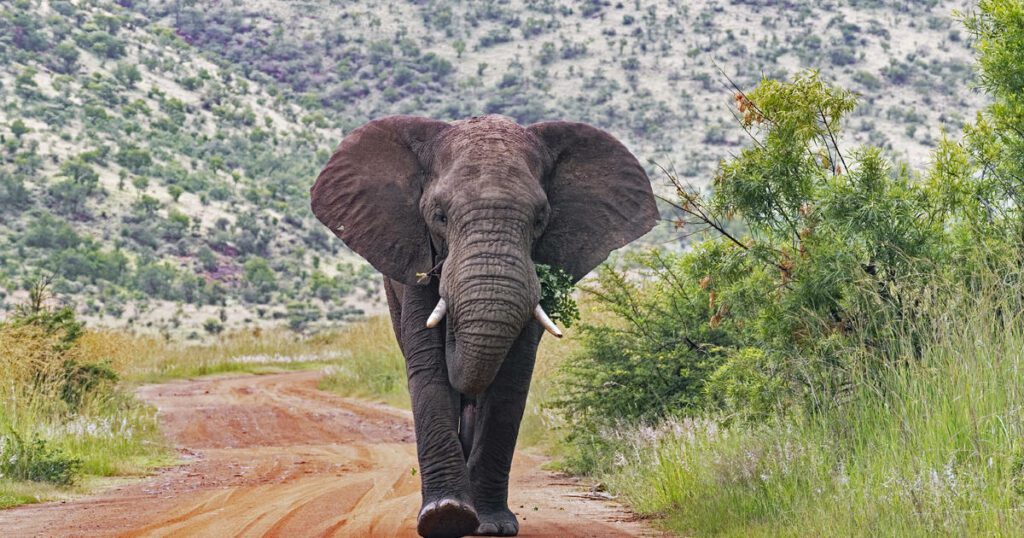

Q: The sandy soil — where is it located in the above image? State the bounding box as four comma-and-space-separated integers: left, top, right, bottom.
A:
0, 371, 659, 537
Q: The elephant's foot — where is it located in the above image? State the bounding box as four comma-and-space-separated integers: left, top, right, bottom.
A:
475, 506, 519, 536
417, 498, 479, 538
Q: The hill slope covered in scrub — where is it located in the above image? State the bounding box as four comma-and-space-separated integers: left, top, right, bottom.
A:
0, 0, 983, 335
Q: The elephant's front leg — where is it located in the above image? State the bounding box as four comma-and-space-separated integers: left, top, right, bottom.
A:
400, 285, 479, 538
467, 323, 543, 537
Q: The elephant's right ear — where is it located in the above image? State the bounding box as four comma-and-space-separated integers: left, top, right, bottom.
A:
311, 116, 450, 285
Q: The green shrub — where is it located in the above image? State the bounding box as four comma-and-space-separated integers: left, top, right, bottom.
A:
0, 172, 31, 209
602, 272, 1024, 536
556, 70, 1010, 470
0, 431, 81, 485
59, 360, 117, 410
202, 318, 224, 334
115, 145, 153, 174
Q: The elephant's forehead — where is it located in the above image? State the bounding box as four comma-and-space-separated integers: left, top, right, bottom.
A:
444, 116, 531, 150
437, 117, 546, 177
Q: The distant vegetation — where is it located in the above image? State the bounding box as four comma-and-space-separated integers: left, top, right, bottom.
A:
155, 0, 979, 166
1, 0, 379, 335
1, 0, 981, 335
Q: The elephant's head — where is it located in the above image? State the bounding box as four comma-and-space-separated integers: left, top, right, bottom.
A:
311, 115, 657, 396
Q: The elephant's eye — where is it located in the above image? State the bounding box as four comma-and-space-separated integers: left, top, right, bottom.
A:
434, 211, 447, 225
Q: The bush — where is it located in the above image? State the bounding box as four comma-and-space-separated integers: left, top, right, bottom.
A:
59, 360, 118, 410
0, 431, 81, 485
202, 318, 224, 334
0, 281, 167, 494
600, 273, 1024, 535
115, 145, 153, 174
556, 70, 1011, 468
0, 172, 31, 209
241, 256, 277, 302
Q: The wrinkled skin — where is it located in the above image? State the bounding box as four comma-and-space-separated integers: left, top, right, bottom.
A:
311, 115, 657, 537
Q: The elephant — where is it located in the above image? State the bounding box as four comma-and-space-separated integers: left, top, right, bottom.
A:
310, 114, 657, 538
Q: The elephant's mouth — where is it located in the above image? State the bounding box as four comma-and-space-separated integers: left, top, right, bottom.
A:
425, 297, 562, 338
427, 250, 557, 396
436, 295, 560, 397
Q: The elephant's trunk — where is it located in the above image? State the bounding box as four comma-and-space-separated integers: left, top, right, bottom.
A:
442, 216, 540, 396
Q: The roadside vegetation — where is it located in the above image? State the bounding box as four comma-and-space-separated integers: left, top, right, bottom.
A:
0, 280, 168, 509
604, 283, 1024, 535
547, 2, 1024, 535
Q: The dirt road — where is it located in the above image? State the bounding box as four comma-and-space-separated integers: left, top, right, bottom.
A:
0, 371, 657, 537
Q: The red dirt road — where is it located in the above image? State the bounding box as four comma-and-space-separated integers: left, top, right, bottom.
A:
0, 371, 658, 537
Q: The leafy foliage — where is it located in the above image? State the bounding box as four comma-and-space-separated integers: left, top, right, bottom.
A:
0, 281, 164, 488
557, 66, 1019, 470
535, 263, 579, 327
962, 0, 1024, 233
0, 431, 81, 486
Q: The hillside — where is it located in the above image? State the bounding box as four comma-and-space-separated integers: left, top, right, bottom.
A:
1, 0, 375, 336
156, 0, 983, 168
0, 0, 984, 335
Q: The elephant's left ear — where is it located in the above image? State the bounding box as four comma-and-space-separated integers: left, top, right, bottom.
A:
528, 121, 658, 282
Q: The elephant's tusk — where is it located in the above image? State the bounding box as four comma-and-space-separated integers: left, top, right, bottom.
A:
425, 298, 447, 328
534, 305, 563, 338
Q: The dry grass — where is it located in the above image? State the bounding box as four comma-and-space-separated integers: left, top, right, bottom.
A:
0, 324, 73, 395
117, 326, 363, 381
0, 313, 171, 509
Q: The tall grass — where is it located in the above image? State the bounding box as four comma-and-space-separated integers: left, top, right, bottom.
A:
0, 296, 171, 509
599, 282, 1024, 536
315, 316, 408, 408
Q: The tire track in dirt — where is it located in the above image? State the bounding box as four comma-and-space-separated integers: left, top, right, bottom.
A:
0, 371, 659, 537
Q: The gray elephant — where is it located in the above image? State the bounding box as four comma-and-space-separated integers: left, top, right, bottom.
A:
310, 114, 657, 538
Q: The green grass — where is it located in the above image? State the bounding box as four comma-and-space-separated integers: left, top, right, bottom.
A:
0, 480, 70, 510
599, 291, 1024, 536
0, 311, 168, 510
315, 316, 408, 409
